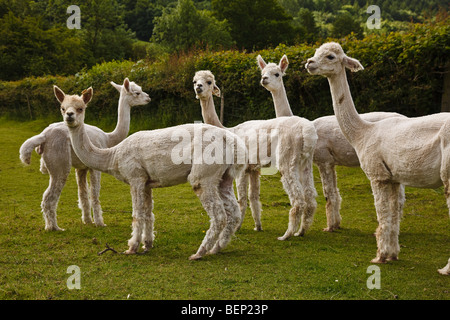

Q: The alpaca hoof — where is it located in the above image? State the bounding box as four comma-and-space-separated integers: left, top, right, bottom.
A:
387, 256, 398, 262
46, 226, 65, 231
123, 250, 137, 255
189, 253, 203, 260
294, 230, 305, 237
209, 245, 221, 255
254, 226, 263, 231
95, 222, 107, 227
371, 257, 387, 264
277, 235, 290, 241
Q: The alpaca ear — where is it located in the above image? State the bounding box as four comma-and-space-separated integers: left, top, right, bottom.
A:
257, 55, 267, 71
123, 78, 130, 92
343, 55, 364, 72
279, 55, 289, 74
213, 84, 221, 97
81, 87, 93, 105
53, 85, 66, 104
110, 81, 122, 93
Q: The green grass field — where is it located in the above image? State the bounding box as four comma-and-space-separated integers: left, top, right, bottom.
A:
0, 119, 448, 300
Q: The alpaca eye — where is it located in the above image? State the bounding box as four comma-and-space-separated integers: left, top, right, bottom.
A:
193, 81, 197, 84
136, 92, 140, 95
77, 108, 83, 113
275, 73, 280, 77
61, 107, 65, 112
207, 81, 212, 85
327, 55, 335, 60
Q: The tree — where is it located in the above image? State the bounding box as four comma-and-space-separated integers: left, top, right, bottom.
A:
0, 11, 86, 80
331, 12, 364, 39
152, 0, 234, 52
295, 8, 319, 43
212, 0, 295, 50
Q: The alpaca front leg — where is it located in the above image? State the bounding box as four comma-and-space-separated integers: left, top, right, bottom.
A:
41, 174, 68, 231
370, 180, 401, 263
76, 169, 92, 224
89, 169, 106, 227
125, 180, 147, 255
141, 186, 155, 253
317, 163, 341, 232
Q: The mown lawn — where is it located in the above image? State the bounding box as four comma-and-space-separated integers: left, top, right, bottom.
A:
0, 119, 448, 300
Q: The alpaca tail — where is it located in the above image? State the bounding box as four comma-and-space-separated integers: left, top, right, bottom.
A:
19, 133, 46, 165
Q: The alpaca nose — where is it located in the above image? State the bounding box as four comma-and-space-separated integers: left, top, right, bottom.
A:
261, 76, 269, 84
66, 111, 74, 118
196, 84, 203, 93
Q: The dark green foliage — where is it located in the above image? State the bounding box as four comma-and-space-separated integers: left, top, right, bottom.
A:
152, 0, 234, 53
211, 0, 296, 50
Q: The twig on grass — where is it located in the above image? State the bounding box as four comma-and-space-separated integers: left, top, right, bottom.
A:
98, 243, 118, 255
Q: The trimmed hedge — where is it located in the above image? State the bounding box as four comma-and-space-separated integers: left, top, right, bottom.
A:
0, 19, 448, 131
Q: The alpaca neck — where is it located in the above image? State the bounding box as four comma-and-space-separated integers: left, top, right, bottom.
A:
199, 95, 225, 128
69, 123, 116, 174
271, 84, 293, 117
327, 71, 367, 144
107, 93, 131, 146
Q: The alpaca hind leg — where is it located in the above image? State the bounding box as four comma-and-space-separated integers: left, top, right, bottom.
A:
209, 173, 241, 255
317, 163, 341, 231
188, 174, 227, 260
89, 169, 106, 227
235, 171, 249, 230
295, 162, 318, 236
125, 178, 148, 254
277, 170, 305, 241
370, 180, 401, 263
76, 169, 92, 224
248, 169, 262, 231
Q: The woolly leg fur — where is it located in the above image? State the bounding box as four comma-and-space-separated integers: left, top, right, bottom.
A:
317, 162, 342, 231
248, 169, 263, 231
188, 166, 230, 260
209, 170, 242, 255
370, 180, 402, 263
235, 170, 249, 230
88, 169, 106, 227
295, 158, 318, 236
76, 169, 93, 224
125, 177, 151, 254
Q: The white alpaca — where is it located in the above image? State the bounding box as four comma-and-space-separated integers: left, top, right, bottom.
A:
19, 78, 150, 231
56, 85, 246, 260
193, 70, 318, 240
257, 54, 406, 232
306, 42, 450, 274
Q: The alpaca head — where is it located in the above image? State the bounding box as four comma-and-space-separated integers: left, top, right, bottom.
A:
257, 54, 288, 92
305, 42, 364, 77
110, 78, 151, 107
193, 70, 221, 99
54, 85, 92, 128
